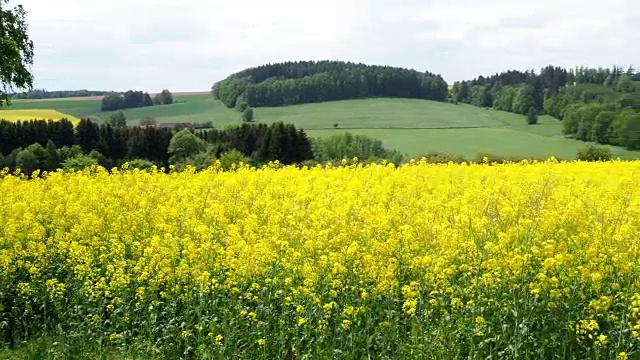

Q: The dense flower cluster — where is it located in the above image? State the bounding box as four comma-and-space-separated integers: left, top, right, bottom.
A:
1, 159, 639, 358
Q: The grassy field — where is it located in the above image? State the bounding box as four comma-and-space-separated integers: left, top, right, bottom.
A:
255, 99, 557, 130
306, 128, 637, 160
4, 95, 639, 160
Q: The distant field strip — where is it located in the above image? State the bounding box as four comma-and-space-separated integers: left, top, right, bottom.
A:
0, 109, 81, 124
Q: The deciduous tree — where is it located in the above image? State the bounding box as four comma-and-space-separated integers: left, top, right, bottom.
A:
526, 108, 538, 125
109, 111, 127, 127
159, 89, 174, 105
168, 129, 205, 164
44, 139, 59, 170
141, 92, 153, 107
616, 74, 633, 93
15, 142, 45, 173
242, 107, 254, 122
0, 0, 34, 106
140, 116, 157, 126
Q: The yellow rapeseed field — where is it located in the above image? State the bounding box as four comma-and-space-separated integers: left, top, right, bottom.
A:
1, 159, 640, 359
0, 109, 80, 124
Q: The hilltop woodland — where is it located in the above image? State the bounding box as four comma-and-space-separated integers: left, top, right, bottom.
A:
211, 60, 449, 110
451, 65, 640, 150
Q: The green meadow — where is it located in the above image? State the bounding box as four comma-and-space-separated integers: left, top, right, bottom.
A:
7, 95, 639, 160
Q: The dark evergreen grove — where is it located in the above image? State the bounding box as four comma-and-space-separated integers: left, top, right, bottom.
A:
196, 122, 313, 165
0, 119, 316, 174
451, 65, 640, 150
0, 119, 174, 170
211, 60, 449, 109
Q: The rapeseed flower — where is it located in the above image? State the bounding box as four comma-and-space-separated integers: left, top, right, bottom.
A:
1, 159, 639, 358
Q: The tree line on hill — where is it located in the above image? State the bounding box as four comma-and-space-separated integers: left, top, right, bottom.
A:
100, 89, 174, 111
451, 65, 640, 150
10, 89, 109, 100
212, 60, 448, 111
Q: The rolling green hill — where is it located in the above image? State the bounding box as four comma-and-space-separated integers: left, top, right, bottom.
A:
5, 95, 639, 160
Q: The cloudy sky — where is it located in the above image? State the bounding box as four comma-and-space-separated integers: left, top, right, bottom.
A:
10, 0, 640, 92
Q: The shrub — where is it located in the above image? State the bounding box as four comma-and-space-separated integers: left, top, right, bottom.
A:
218, 149, 251, 171
127, 159, 156, 171
15, 143, 47, 174
88, 150, 109, 167
242, 107, 254, 122
312, 132, 404, 164
418, 152, 468, 164
526, 108, 539, 125
168, 129, 206, 164
62, 154, 98, 171
196, 121, 214, 129
577, 143, 612, 162
140, 117, 157, 126
474, 152, 549, 164
301, 159, 321, 168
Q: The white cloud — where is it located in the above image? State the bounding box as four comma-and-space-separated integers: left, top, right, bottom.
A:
8, 0, 640, 91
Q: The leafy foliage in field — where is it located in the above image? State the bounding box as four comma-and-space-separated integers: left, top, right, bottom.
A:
311, 132, 404, 164
1, 160, 640, 359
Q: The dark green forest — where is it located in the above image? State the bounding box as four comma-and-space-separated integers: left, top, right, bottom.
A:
0, 119, 173, 170
0, 119, 317, 174
451, 65, 640, 150
211, 60, 449, 109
